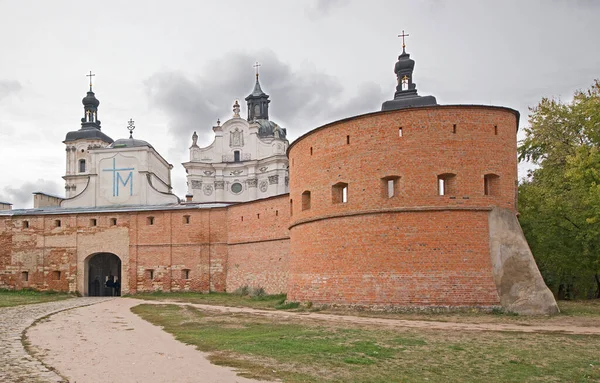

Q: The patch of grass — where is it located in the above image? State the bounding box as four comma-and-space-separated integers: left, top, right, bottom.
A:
275, 301, 300, 310
131, 290, 289, 310
132, 303, 600, 383
0, 288, 72, 308
558, 299, 600, 316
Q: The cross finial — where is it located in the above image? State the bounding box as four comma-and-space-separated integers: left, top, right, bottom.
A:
127, 118, 135, 139
398, 30, 409, 50
253, 61, 261, 80
86, 71, 96, 91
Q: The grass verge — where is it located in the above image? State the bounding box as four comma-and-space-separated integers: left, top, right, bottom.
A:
130, 290, 290, 310
132, 303, 600, 383
0, 289, 72, 308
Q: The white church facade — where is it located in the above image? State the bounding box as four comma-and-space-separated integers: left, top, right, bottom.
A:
183, 75, 289, 203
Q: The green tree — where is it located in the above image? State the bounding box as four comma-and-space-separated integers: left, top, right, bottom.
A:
519, 80, 600, 299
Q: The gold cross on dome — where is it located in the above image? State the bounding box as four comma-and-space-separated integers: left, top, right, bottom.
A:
253, 61, 261, 79
398, 30, 410, 49
86, 71, 95, 91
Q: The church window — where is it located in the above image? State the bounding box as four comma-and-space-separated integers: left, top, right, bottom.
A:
147, 269, 154, 280
484, 174, 500, 196
332, 182, 348, 204
452, 124, 457, 134
399, 127, 403, 137
346, 135, 350, 144
183, 215, 190, 224
90, 219, 97, 227
110, 218, 117, 226
234, 151, 241, 162
55, 219, 61, 228
438, 173, 457, 196
22, 220, 29, 229
382, 176, 400, 198
301, 191, 311, 210
182, 269, 190, 280
79, 159, 86, 173
231, 182, 243, 194
494, 125, 498, 135
147, 216, 155, 225
53, 271, 61, 280
21, 271, 28, 282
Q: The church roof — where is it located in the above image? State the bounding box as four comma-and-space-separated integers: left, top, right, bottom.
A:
109, 137, 153, 149
64, 128, 114, 144
246, 78, 269, 99
0, 202, 231, 216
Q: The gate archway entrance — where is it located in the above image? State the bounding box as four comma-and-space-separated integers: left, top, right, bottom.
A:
86, 253, 122, 296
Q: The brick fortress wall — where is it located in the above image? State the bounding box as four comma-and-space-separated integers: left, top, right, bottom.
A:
287, 105, 519, 307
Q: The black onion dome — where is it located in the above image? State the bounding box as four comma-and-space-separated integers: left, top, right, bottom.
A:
394, 50, 415, 75
109, 137, 153, 149
82, 91, 100, 107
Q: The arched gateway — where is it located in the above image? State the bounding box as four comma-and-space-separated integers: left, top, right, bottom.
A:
85, 253, 122, 296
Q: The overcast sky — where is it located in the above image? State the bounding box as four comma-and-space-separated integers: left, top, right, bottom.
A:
0, 0, 598, 208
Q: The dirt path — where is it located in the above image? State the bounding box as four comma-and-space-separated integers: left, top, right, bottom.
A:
141, 299, 600, 335
26, 298, 267, 383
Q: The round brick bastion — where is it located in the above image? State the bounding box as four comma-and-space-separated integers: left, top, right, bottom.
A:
286, 105, 556, 313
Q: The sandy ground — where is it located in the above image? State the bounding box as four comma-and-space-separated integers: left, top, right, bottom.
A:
27, 298, 267, 383
138, 300, 600, 335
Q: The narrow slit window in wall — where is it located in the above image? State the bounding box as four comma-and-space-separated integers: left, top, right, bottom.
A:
399, 127, 403, 137
53, 271, 61, 280
494, 125, 498, 135
147, 269, 154, 280
346, 135, 350, 144
147, 216, 154, 225
55, 219, 61, 228
452, 124, 457, 134
90, 219, 97, 226
22, 220, 29, 229
21, 271, 28, 281
183, 215, 190, 224
182, 269, 190, 279
79, 159, 86, 173
110, 218, 117, 226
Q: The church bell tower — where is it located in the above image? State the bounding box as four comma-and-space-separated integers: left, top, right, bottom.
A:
245, 62, 270, 121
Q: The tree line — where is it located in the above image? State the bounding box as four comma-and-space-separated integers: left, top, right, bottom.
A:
519, 79, 600, 299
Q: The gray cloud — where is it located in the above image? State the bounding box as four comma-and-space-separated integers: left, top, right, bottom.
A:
145, 50, 386, 150
0, 179, 62, 209
306, 0, 351, 18
0, 80, 21, 102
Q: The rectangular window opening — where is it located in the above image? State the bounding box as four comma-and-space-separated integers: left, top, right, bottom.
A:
452, 124, 457, 134
110, 218, 117, 226
399, 127, 403, 137
22, 220, 29, 229
275, 210, 279, 216
332, 182, 349, 204
90, 218, 97, 227
183, 215, 190, 224
257, 213, 260, 219
484, 174, 500, 196
55, 219, 61, 228
147, 269, 154, 280
310, 147, 313, 156
290, 199, 293, 216
494, 125, 498, 135
21, 271, 28, 282
53, 270, 61, 280
346, 135, 350, 144
147, 216, 154, 225
301, 191, 311, 210
438, 174, 456, 196
182, 269, 190, 280
382, 176, 400, 198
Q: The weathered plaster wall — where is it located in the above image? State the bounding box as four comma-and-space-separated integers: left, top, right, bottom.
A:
488, 207, 559, 315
